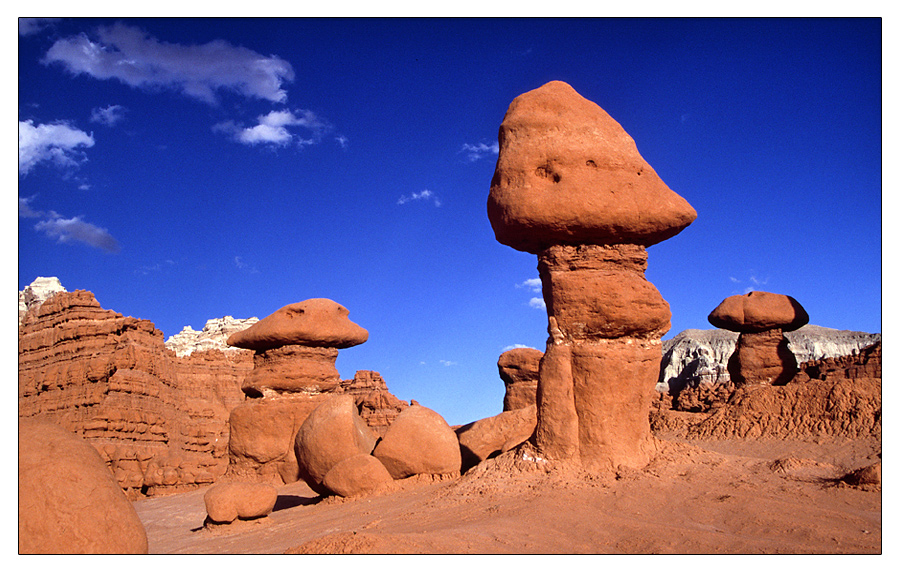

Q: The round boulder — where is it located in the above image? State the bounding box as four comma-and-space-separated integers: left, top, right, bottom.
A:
373, 405, 461, 479
204, 482, 278, 524
708, 291, 809, 333
18, 419, 148, 554
294, 394, 378, 495
322, 454, 394, 497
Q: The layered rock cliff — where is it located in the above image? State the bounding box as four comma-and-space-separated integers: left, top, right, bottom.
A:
19, 276, 66, 325
165, 317, 260, 357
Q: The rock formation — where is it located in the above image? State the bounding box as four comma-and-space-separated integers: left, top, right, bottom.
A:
165, 316, 260, 357
455, 405, 537, 472
487, 81, 696, 472
657, 325, 881, 412
18, 287, 253, 497
708, 291, 809, 387
341, 370, 409, 436
19, 418, 148, 554
372, 405, 462, 479
19, 276, 66, 325
204, 482, 278, 524
223, 299, 370, 484
497, 347, 542, 411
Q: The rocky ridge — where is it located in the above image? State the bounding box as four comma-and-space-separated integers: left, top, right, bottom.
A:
658, 325, 881, 394
19, 276, 66, 325
165, 317, 260, 357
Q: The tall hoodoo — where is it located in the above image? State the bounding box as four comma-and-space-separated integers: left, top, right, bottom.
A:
488, 81, 697, 471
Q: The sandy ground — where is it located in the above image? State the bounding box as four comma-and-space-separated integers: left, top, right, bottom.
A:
133, 433, 881, 554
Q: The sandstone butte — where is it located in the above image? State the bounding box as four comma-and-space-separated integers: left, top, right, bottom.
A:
488, 80, 697, 473
708, 291, 810, 387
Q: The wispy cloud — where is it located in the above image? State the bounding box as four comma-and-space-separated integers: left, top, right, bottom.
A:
397, 189, 441, 207
234, 256, 259, 274
335, 135, 349, 149
460, 141, 499, 162
20, 202, 119, 254
90, 104, 126, 126
43, 22, 294, 105
19, 120, 94, 175
730, 273, 770, 295
501, 343, 538, 352
134, 259, 175, 276
439, 359, 458, 367
216, 109, 331, 147
515, 277, 546, 310
19, 18, 59, 36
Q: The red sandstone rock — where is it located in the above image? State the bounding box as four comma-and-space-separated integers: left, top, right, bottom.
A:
241, 345, 342, 397
727, 328, 798, 386
487, 82, 695, 472
343, 371, 409, 437
498, 348, 542, 411
373, 405, 461, 479
18, 419, 148, 554
322, 454, 394, 497
294, 395, 378, 495
487, 81, 697, 254
455, 405, 537, 472
226, 298, 368, 351
18, 290, 248, 498
204, 482, 278, 524
708, 291, 809, 333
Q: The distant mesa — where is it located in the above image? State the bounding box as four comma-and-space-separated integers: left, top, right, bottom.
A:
489, 80, 696, 472
165, 316, 260, 357
487, 80, 697, 254
226, 298, 368, 351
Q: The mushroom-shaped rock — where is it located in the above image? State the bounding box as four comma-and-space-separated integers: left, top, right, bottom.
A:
294, 394, 378, 495
18, 419, 148, 554
227, 298, 368, 351
204, 482, 278, 524
708, 291, 809, 333
487, 81, 695, 473
322, 454, 394, 497
455, 405, 537, 472
373, 405, 462, 479
498, 348, 543, 411
487, 80, 697, 254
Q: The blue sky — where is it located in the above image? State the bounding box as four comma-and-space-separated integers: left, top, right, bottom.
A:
17, 18, 882, 426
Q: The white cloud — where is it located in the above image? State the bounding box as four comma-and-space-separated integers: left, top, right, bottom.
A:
33, 215, 120, 253
516, 277, 542, 292
461, 141, 499, 161
335, 135, 349, 149
90, 104, 126, 126
501, 344, 537, 352
397, 189, 441, 207
439, 360, 457, 367
529, 297, 547, 310
43, 23, 294, 104
19, 120, 94, 175
216, 109, 331, 147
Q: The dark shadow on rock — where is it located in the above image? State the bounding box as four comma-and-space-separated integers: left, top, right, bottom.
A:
274, 494, 321, 512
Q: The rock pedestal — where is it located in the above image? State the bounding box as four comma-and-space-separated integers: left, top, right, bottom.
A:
497, 347, 542, 411
487, 81, 696, 472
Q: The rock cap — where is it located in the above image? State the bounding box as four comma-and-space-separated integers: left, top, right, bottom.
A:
487, 80, 697, 253
708, 291, 809, 333
227, 298, 368, 351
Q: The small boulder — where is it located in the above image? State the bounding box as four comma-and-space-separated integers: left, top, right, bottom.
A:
18, 419, 148, 554
456, 405, 537, 472
322, 454, 393, 497
204, 482, 278, 524
373, 405, 461, 479
227, 298, 368, 351
840, 462, 882, 488
294, 394, 378, 495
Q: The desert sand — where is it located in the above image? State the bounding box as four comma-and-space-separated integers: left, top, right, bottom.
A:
134, 430, 881, 554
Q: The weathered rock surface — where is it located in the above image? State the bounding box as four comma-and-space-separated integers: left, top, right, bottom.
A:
294, 395, 378, 495
203, 482, 278, 524
165, 316, 259, 357
708, 291, 809, 333
19, 276, 67, 326
455, 405, 537, 472
497, 347, 542, 411
18, 289, 252, 497
19, 418, 148, 554
373, 405, 462, 479
488, 81, 695, 473
241, 345, 342, 397
226, 299, 368, 351
322, 454, 394, 498
341, 370, 410, 436
487, 80, 696, 254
